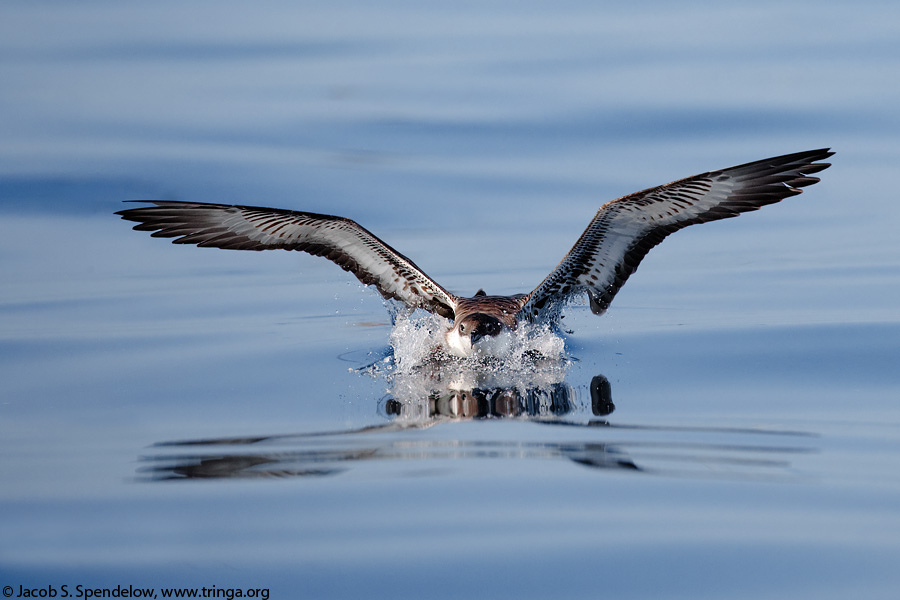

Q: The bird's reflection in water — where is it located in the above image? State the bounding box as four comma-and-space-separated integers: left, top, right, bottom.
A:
140, 369, 814, 482
381, 370, 614, 423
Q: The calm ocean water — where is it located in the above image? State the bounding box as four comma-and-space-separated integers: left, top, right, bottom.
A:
2, 2, 900, 598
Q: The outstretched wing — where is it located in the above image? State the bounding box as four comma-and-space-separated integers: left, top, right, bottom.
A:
117, 201, 459, 319
519, 148, 834, 322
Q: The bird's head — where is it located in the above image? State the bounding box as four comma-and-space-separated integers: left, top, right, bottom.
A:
444, 313, 510, 357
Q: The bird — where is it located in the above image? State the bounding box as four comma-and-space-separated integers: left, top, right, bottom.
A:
117, 148, 833, 358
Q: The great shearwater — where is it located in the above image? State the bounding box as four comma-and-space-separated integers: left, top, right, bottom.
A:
118, 148, 833, 358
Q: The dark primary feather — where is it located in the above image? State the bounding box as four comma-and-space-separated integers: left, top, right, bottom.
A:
518, 148, 834, 322
116, 201, 459, 319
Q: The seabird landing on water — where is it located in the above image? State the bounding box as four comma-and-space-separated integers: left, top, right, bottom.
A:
118, 148, 833, 358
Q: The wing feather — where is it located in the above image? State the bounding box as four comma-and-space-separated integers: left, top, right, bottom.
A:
117, 201, 458, 319
518, 148, 834, 322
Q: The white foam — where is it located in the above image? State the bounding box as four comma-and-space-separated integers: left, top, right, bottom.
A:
385, 310, 567, 375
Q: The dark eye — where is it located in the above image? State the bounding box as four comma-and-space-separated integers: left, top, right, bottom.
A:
459, 323, 466, 333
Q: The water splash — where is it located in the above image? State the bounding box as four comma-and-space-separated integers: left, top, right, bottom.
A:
360, 310, 577, 427
386, 310, 565, 372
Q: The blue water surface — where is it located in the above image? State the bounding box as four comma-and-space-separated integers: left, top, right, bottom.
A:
2, 2, 900, 599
